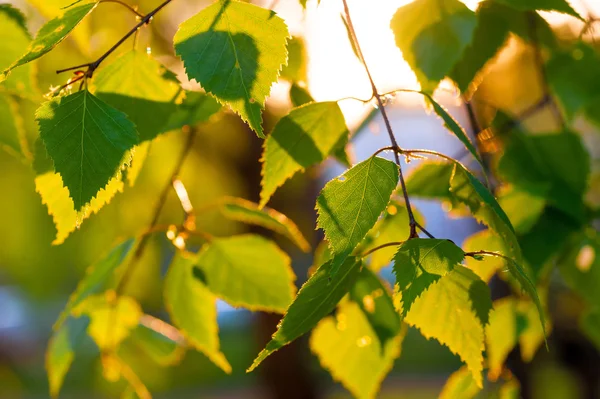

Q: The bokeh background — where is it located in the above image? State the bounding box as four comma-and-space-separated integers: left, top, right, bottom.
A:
1, 0, 599, 398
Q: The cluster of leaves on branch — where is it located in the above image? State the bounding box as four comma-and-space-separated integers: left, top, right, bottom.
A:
0, 0, 598, 398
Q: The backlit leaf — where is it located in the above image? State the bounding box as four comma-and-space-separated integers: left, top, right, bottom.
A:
485, 298, 518, 381
498, 187, 546, 235
310, 301, 405, 399
439, 366, 481, 399
2, 2, 96, 80
195, 235, 296, 313
261, 102, 348, 207
36, 90, 138, 210
403, 267, 487, 387
164, 252, 231, 373
174, 0, 289, 137
0, 4, 36, 96
0, 93, 27, 157
390, 0, 477, 92
493, 0, 582, 19
316, 156, 398, 276
463, 230, 508, 283
281, 36, 307, 83
247, 256, 361, 372
349, 268, 401, 348
122, 319, 185, 366
218, 197, 311, 252
405, 161, 453, 200
558, 230, 600, 307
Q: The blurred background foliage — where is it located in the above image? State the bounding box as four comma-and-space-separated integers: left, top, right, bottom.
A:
0, 0, 599, 398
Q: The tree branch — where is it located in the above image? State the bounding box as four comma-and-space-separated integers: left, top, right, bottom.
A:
99, 0, 144, 18
341, 0, 419, 238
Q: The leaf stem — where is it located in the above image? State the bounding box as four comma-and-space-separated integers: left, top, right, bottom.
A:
56, 0, 173, 79
341, 0, 418, 238
361, 241, 404, 258
99, 0, 144, 18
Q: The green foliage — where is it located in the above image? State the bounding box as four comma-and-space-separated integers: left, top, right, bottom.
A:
439, 366, 481, 399
194, 234, 296, 313
36, 90, 138, 210
2, 2, 97, 80
261, 101, 348, 207
492, 0, 582, 19
390, 0, 477, 92
405, 162, 454, 199
174, 0, 289, 137
248, 256, 362, 371
316, 156, 398, 275
310, 301, 405, 399
164, 252, 231, 373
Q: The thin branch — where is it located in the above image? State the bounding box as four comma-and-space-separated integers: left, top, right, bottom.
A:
116, 128, 196, 295
57, 0, 173, 79
361, 241, 404, 258
99, 0, 144, 18
402, 148, 461, 164
341, 0, 418, 238
464, 250, 512, 262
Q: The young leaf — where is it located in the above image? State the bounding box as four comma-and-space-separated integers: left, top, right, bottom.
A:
54, 239, 135, 329
492, 0, 582, 19
260, 101, 348, 207
310, 301, 405, 399
93, 51, 182, 142
359, 202, 420, 271
35, 172, 124, 245
316, 156, 398, 275
439, 366, 481, 399
36, 90, 138, 210
174, 0, 289, 137
164, 252, 231, 373
393, 238, 465, 316
405, 161, 453, 200
72, 294, 142, 351
195, 235, 296, 313
403, 266, 488, 387
497, 131, 590, 222
349, 267, 401, 348
46, 316, 89, 398
390, 0, 477, 92
2, 2, 97, 80
218, 197, 311, 252
247, 256, 362, 372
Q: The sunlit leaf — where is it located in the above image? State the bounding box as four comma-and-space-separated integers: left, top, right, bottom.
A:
122, 319, 185, 366
281, 36, 307, 83
405, 161, 453, 200
36, 90, 138, 210
289, 82, 314, 107
164, 252, 231, 373
248, 256, 361, 372
218, 197, 310, 252
2, 2, 97, 80
463, 230, 507, 283
393, 238, 465, 317
498, 187, 546, 235
0, 4, 36, 96
390, 0, 477, 92
174, 0, 289, 137
485, 298, 518, 381
403, 267, 487, 387
161, 91, 222, 132
310, 301, 405, 399
195, 235, 296, 313
439, 366, 481, 399
493, 0, 582, 19
316, 156, 398, 276
349, 268, 401, 348
261, 101, 348, 207
0, 93, 28, 158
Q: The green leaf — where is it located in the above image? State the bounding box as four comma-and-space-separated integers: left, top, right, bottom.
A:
499, 379, 521, 399
2, 2, 97, 80
195, 235, 296, 313
174, 0, 289, 137
492, 0, 582, 19
46, 316, 89, 398
54, 239, 134, 329
393, 238, 465, 317
463, 230, 508, 283
349, 268, 401, 348
260, 101, 349, 207
36, 90, 138, 210
72, 294, 142, 350
35, 171, 124, 245
164, 252, 231, 373
0, 4, 36, 96
93, 51, 182, 141
247, 256, 362, 372
439, 366, 481, 399
403, 266, 487, 387
581, 308, 600, 351
310, 301, 405, 399
450, 163, 522, 262
316, 156, 398, 275
289, 82, 314, 107
497, 131, 590, 222
218, 197, 311, 252
281, 36, 307, 83
558, 230, 600, 307
498, 187, 546, 235
0, 93, 27, 157
390, 0, 477, 92
485, 298, 519, 381
123, 320, 184, 366
405, 161, 453, 200
359, 202, 421, 271
161, 91, 222, 132
341, 14, 362, 65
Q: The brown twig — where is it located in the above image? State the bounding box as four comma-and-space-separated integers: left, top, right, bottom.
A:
361, 241, 404, 258
341, 0, 419, 238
